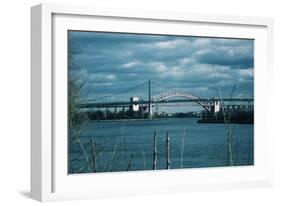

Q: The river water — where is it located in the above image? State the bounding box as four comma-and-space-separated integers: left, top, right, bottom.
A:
69, 118, 254, 173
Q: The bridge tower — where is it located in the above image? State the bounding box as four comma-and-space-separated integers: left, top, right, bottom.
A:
148, 79, 153, 118
130, 96, 140, 111
210, 100, 220, 113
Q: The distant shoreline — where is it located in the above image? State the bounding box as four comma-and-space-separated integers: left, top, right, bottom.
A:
85, 117, 199, 123
84, 116, 253, 124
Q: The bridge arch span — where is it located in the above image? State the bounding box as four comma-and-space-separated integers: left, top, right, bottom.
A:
152, 91, 217, 113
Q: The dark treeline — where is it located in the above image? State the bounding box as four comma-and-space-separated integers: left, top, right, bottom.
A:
199, 109, 254, 124
83, 108, 253, 123
87, 109, 150, 121
84, 110, 201, 121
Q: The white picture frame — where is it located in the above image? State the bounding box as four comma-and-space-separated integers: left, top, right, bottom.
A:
31, 3, 274, 202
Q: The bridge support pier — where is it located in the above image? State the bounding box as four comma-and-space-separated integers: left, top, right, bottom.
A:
106, 107, 109, 120
149, 104, 153, 119
114, 106, 117, 119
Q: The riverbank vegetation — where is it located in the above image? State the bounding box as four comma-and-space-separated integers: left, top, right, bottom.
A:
82, 108, 253, 124
86, 110, 201, 121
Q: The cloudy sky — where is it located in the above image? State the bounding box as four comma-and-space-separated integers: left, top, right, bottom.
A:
68, 31, 254, 111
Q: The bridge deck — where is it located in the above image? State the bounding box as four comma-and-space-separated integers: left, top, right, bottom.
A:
79, 98, 254, 108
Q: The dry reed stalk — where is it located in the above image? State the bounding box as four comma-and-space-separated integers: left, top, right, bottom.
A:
180, 137, 185, 168
90, 138, 97, 172
166, 132, 170, 169
127, 152, 135, 171
153, 131, 157, 170
104, 142, 119, 172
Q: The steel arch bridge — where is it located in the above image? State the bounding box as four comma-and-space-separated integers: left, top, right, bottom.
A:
152, 91, 219, 113
79, 80, 253, 115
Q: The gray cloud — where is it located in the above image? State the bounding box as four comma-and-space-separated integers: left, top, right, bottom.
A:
68, 31, 254, 103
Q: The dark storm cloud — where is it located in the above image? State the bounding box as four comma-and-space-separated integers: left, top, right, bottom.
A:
194, 39, 254, 69
68, 31, 254, 101
69, 31, 173, 45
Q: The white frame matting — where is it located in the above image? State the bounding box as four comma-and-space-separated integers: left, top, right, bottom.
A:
31, 3, 274, 202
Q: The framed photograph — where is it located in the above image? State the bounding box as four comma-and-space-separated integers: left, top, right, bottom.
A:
31, 3, 274, 201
